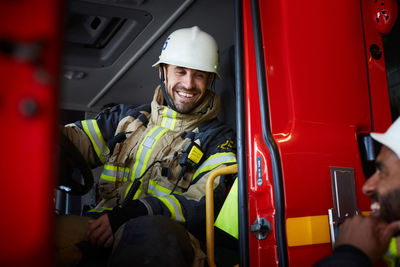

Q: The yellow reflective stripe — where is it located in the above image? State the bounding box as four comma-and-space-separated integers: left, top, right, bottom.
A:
130, 127, 156, 180
170, 109, 177, 130
158, 195, 185, 222
133, 187, 142, 199
172, 195, 185, 222
161, 107, 177, 130
131, 126, 168, 180
100, 174, 128, 182
161, 108, 168, 127
141, 128, 168, 178
100, 174, 117, 182
286, 215, 330, 246
88, 206, 113, 213
81, 120, 109, 164
193, 152, 236, 180
171, 195, 185, 222
159, 197, 176, 219
148, 180, 169, 196
101, 164, 130, 182
148, 180, 182, 196
104, 164, 130, 172
132, 126, 162, 178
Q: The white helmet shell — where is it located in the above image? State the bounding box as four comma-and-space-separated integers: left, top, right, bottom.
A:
152, 26, 221, 78
371, 117, 400, 159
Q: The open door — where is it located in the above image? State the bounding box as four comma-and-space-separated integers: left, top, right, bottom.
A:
240, 0, 393, 266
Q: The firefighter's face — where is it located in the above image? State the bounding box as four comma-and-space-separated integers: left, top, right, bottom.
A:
362, 146, 400, 222
161, 65, 212, 114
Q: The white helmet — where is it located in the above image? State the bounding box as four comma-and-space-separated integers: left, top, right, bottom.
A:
371, 117, 400, 158
152, 26, 221, 78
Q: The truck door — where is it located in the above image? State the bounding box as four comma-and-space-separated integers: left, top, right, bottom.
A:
238, 0, 394, 266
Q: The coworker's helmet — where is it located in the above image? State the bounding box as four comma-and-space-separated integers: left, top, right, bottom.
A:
152, 26, 221, 78
371, 117, 400, 159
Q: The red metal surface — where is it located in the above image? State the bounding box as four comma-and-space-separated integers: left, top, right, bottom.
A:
363, 0, 393, 130
244, 0, 392, 266
0, 1, 62, 266
243, 0, 279, 265
370, 0, 399, 35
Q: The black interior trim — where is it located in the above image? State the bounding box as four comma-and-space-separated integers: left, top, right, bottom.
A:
359, 0, 375, 132
234, 0, 249, 266
64, 0, 152, 68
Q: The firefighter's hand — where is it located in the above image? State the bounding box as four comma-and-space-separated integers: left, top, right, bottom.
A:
334, 215, 399, 263
86, 214, 114, 248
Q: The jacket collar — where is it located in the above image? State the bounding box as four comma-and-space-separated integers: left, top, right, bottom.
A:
149, 86, 220, 131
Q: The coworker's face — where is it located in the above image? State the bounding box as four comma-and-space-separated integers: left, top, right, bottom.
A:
362, 146, 400, 222
161, 65, 212, 114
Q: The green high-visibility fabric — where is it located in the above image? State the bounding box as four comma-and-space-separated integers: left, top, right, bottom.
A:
384, 237, 399, 267
215, 178, 238, 239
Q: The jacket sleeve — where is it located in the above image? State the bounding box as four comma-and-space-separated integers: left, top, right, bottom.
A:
313, 245, 371, 267
61, 104, 147, 167
142, 127, 237, 236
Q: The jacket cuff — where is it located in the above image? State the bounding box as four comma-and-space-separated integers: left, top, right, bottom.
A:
314, 245, 371, 267
107, 200, 148, 233
333, 244, 371, 264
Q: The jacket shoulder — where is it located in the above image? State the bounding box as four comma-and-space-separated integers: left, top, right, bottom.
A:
95, 103, 150, 128
197, 118, 236, 155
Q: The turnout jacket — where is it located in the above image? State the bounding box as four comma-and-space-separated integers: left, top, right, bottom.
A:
314, 245, 371, 267
62, 87, 236, 232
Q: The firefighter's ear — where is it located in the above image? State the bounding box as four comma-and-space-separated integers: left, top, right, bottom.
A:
207, 73, 215, 88
159, 64, 168, 82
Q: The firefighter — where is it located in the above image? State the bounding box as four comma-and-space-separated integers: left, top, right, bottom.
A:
56, 26, 236, 266
315, 117, 400, 266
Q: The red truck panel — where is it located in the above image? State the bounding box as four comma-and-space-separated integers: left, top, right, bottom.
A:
0, 1, 62, 265
243, 0, 392, 266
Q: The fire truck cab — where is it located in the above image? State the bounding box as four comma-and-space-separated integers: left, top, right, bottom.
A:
0, 0, 399, 266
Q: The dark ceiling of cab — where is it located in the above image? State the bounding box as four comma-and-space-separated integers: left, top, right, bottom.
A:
61, 0, 235, 114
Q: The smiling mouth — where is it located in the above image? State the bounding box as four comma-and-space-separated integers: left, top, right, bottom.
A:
177, 91, 195, 99
371, 201, 380, 216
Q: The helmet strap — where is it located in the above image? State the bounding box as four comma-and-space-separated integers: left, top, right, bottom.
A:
208, 75, 216, 110
159, 64, 178, 111
197, 74, 215, 115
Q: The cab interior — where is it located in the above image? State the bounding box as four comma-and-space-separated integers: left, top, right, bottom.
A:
58, 0, 237, 216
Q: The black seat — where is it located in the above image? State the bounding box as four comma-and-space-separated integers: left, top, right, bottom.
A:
216, 45, 236, 132
213, 45, 239, 267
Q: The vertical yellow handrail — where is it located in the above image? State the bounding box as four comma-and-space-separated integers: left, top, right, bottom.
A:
206, 164, 238, 267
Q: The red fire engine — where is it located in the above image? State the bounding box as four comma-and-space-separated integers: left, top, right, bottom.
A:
0, 0, 398, 266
